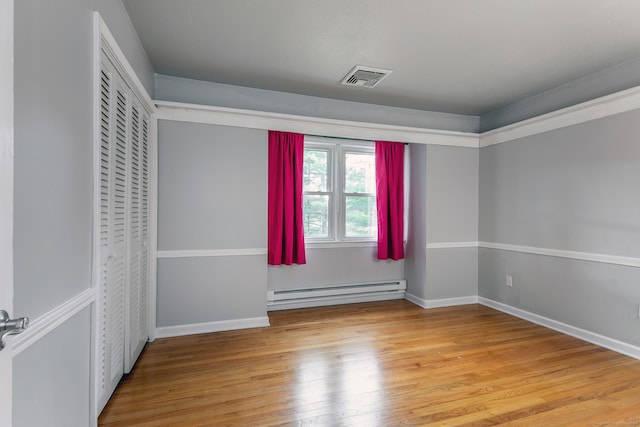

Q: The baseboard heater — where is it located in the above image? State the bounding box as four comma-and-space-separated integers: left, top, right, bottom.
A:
267, 280, 407, 311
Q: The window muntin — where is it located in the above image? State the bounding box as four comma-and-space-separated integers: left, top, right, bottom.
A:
303, 137, 376, 242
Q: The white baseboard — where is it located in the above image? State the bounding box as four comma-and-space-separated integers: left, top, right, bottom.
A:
405, 293, 479, 309
268, 292, 405, 311
155, 316, 270, 339
478, 297, 640, 360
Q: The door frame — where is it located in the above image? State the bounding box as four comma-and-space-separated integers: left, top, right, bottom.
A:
0, 0, 15, 425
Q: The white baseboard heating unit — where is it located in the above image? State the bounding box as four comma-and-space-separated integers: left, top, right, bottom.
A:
267, 280, 407, 311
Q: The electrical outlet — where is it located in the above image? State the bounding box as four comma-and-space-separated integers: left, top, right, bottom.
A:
506, 275, 513, 287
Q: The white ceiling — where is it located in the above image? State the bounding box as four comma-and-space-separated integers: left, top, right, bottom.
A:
123, 0, 640, 116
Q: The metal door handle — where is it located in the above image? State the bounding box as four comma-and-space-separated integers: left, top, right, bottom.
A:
0, 310, 29, 351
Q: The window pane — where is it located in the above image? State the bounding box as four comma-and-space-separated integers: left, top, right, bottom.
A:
303, 195, 330, 238
345, 152, 375, 193
303, 149, 328, 192
345, 195, 377, 238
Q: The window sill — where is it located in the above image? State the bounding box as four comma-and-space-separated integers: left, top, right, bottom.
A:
305, 241, 377, 249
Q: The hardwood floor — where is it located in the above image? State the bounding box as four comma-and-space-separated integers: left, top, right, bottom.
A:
99, 301, 640, 426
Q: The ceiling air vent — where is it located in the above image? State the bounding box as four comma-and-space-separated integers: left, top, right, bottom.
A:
340, 65, 392, 88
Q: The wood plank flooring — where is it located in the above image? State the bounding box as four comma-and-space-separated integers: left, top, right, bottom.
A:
99, 301, 640, 426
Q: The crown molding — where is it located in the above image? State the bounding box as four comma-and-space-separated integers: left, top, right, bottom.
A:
155, 100, 479, 148
156, 81, 640, 149
480, 85, 640, 147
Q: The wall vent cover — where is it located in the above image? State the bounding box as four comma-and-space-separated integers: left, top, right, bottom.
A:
340, 65, 392, 88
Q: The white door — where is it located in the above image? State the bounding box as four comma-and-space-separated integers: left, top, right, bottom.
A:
97, 57, 128, 413
95, 25, 154, 410
0, 0, 14, 426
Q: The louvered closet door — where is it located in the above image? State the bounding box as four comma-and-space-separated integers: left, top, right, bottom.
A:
124, 99, 149, 373
137, 111, 151, 360
98, 58, 128, 412
98, 52, 152, 413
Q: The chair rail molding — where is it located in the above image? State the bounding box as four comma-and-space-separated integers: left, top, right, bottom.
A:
12, 288, 95, 356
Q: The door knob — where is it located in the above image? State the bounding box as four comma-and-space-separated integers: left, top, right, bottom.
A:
0, 310, 29, 351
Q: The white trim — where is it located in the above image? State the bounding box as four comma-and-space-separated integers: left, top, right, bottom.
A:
156, 243, 382, 256
155, 100, 479, 148
90, 15, 101, 425
421, 241, 640, 267
148, 113, 158, 342
478, 297, 640, 360
157, 248, 267, 258
418, 240, 640, 268
12, 289, 96, 357
306, 242, 377, 249
155, 316, 270, 339
426, 241, 479, 249
97, 14, 155, 115
0, 2, 13, 425
480, 85, 640, 147
405, 293, 479, 309
479, 241, 640, 268
156, 83, 640, 151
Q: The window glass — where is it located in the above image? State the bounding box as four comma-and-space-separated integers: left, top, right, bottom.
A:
345, 195, 377, 237
303, 195, 330, 238
303, 149, 328, 192
344, 152, 375, 193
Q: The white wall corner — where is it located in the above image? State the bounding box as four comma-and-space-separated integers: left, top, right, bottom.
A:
405, 293, 479, 309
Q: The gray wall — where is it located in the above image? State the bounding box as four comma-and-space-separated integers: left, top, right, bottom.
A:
267, 247, 404, 291
479, 110, 640, 255
153, 72, 483, 309
405, 144, 428, 299
13, 309, 91, 427
158, 257, 268, 327
13, 0, 153, 424
14, 0, 153, 318
14, 0, 152, 320
157, 122, 267, 251
479, 109, 640, 346
426, 146, 479, 243
155, 74, 480, 133
157, 120, 268, 326
425, 145, 479, 300
157, 119, 405, 319
404, 144, 479, 302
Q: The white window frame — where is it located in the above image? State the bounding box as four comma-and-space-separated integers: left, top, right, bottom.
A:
304, 136, 376, 244
302, 142, 335, 242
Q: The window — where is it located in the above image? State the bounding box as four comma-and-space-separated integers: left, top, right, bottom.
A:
303, 137, 376, 242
